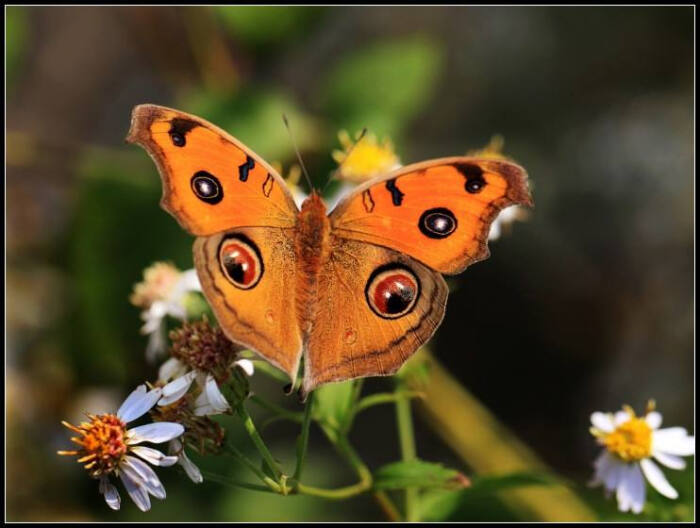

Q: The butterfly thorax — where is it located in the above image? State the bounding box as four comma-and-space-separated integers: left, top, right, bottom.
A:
295, 192, 331, 338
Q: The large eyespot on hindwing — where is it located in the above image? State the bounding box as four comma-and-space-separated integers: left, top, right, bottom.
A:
365, 264, 421, 320
218, 235, 264, 290
191, 171, 223, 204
419, 207, 458, 239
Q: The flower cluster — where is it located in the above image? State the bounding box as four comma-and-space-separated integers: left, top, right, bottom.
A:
130, 262, 202, 362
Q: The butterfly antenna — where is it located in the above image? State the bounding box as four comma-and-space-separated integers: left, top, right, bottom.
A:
282, 114, 314, 192
322, 127, 368, 193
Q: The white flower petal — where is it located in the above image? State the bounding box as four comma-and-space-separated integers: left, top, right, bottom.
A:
158, 371, 196, 406
147, 301, 168, 320
119, 470, 151, 512
127, 422, 184, 444
176, 269, 202, 294
158, 357, 187, 383
645, 411, 662, 429
99, 476, 121, 510
653, 450, 686, 470
616, 463, 645, 513
653, 428, 695, 456
640, 458, 678, 499
164, 300, 187, 321
179, 450, 203, 484
121, 456, 166, 499
597, 451, 624, 492
614, 410, 631, 426
205, 374, 230, 411
145, 323, 167, 363
117, 386, 162, 423
130, 445, 178, 467
235, 358, 255, 377
591, 412, 615, 432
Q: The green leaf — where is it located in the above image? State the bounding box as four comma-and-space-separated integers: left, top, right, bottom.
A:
319, 37, 444, 139
373, 459, 470, 491
465, 471, 558, 495
312, 379, 357, 430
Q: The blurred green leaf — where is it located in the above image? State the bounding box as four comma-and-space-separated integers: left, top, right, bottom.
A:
373, 459, 469, 491
6, 7, 29, 92
313, 380, 356, 430
320, 37, 444, 139
180, 88, 324, 169
214, 6, 324, 49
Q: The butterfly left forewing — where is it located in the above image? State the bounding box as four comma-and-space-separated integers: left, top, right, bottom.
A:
329, 157, 532, 275
303, 237, 448, 395
127, 104, 298, 236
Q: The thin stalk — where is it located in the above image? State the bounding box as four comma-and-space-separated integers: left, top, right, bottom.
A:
396, 393, 418, 521
236, 402, 284, 482
293, 392, 314, 482
223, 443, 282, 493
200, 471, 276, 493
249, 394, 304, 423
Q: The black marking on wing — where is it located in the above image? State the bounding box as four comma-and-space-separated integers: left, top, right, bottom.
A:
238, 156, 255, 182
456, 163, 486, 194
385, 179, 405, 206
262, 173, 274, 197
169, 118, 199, 147
362, 189, 375, 212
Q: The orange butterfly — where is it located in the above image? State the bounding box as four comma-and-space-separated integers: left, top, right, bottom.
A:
127, 104, 533, 396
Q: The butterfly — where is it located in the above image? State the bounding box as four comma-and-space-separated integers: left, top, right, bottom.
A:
126, 104, 533, 397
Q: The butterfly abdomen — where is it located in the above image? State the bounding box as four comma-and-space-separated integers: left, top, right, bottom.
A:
295, 192, 331, 339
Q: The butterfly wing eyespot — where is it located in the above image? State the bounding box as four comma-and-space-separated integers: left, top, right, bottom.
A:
191, 171, 223, 204
419, 207, 458, 239
365, 264, 421, 319
218, 235, 264, 290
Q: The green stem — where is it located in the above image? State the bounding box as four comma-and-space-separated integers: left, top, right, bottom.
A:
396, 392, 418, 521
236, 402, 284, 482
200, 471, 276, 493
249, 394, 304, 423
222, 443, 282, 493
293, 392, 314, 482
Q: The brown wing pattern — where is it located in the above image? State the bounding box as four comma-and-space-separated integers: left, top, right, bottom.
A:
303, 236, 448, 394
194, 227, 303, 381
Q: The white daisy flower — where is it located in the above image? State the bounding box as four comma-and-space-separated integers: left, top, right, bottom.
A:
488, 205, 529, 241
130, 262, 202, 363
589, 401, 694, 514
58, 384, 185, 512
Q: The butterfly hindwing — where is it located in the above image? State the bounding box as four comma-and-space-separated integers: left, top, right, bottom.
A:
303, 236, 448, 394
193, 226, 303, 381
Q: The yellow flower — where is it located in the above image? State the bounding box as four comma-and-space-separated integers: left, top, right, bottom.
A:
466, 135, 513, 162
332, 130, 400, 182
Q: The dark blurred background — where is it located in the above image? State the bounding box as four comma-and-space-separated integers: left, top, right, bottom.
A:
6, 6, 693, 521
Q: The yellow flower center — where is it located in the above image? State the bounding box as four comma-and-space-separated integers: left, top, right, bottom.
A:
332, 130, 399, 182
58, 413, 128, 478
602, 417, 652, 462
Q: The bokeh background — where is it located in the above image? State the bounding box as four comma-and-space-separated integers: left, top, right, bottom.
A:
6, 5, 694, 522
